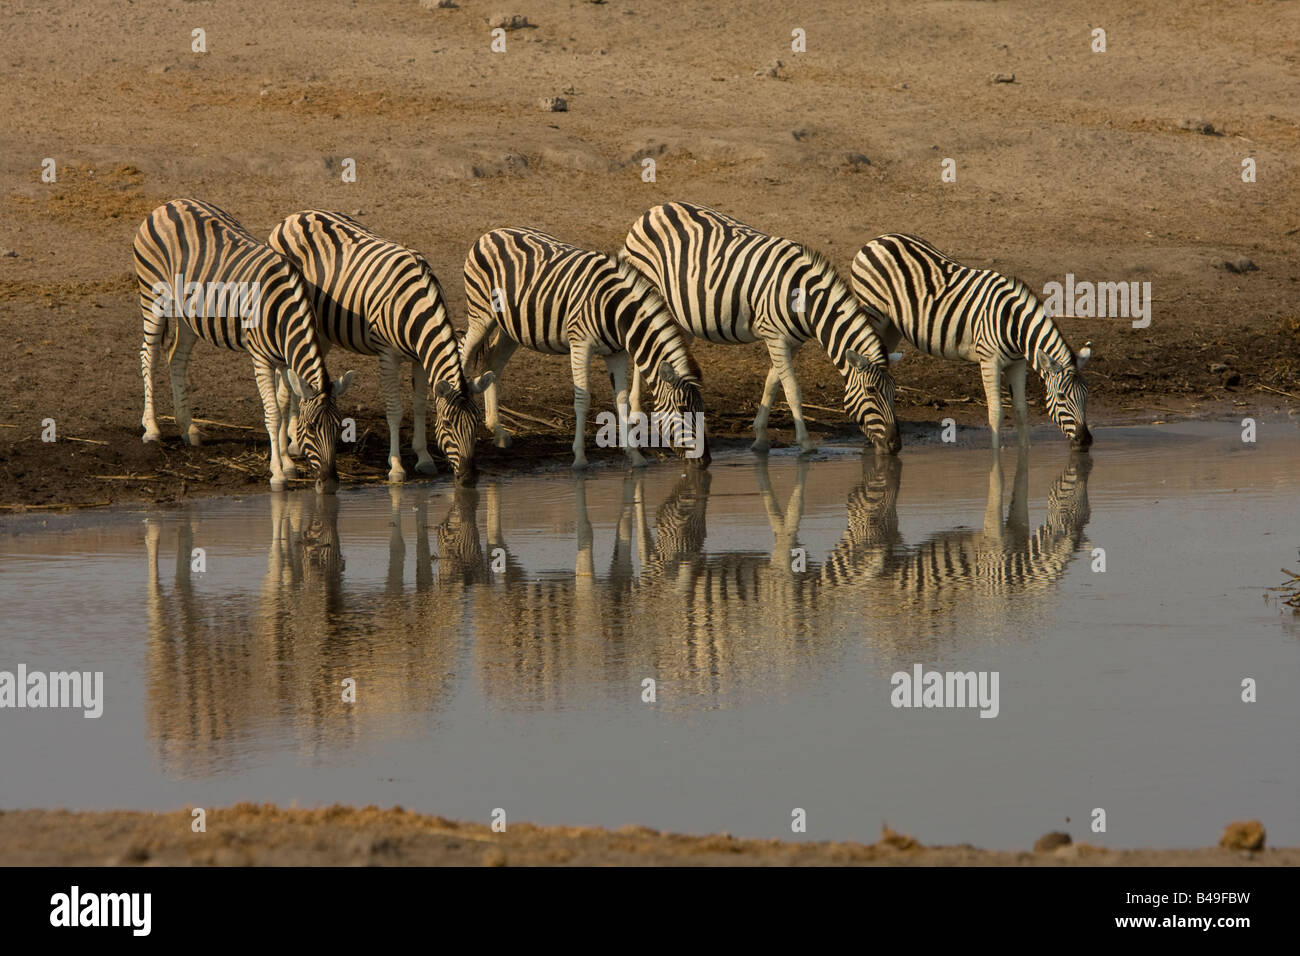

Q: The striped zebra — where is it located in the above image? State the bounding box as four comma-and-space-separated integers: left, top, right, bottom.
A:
461, 227, 710, 469
622, 201, 901, 455
851, 234, 1093, 450
269, 210, 490, 486
135, 199, 353, 493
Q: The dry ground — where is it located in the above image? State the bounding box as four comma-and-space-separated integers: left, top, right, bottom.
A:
1, 0, 1297, 508
0, 805, 1291, 866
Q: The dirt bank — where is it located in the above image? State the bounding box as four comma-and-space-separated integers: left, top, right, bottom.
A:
0, 805, 1292, 866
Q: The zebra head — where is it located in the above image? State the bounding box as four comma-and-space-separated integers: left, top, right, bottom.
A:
651, 360, 711, 468
844, 349, 901, 455
433, 375, 492, 486
1037, 344, 1092, 450
286, 367, 354, 494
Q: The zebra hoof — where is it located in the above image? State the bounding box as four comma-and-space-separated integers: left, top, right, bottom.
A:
414, 458, 439, 476
142, 429, 161, 444
269, 476, 287, 491
571, 458, 589, 471
387, 468, 407, 484
282, 461, 298, 479
185, 430, 203, 447
494, 433, 513, 449
798, 445, 818, 457
750, 440, 771, 454
287, 442, 302, 457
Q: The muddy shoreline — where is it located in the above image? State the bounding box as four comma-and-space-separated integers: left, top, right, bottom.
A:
2, 394, 1292, 514
0, 805, 1290, 867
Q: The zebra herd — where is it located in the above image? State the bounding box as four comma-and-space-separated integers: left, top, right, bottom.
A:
135, 198, 1094, 491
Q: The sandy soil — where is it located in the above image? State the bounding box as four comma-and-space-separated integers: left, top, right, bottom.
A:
0, 805, 1291, 866
0, 0, 1296, 509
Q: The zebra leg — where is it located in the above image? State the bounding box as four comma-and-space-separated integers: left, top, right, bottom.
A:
253, 358, 289, 490
629, 365, 643, 418
980, 359, 1006, 450
378, 350, 407, 483
274, 370, 298, 480
1007, 359, 1030, 448
281, 369, 302, 458
574, 476, 594, 577
411, 365, 438, 476
570, 340, 595, 469
751, 365, 781, 453
140, 309, 165, 443
768, 341, 816, 454
168, 325, 202, 446
606, 351, 647, 468
482, 337, 518, 449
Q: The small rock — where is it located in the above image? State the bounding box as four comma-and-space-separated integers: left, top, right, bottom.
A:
420, 0, 456, 8
1, 249, 17, 258
845, 152, 871, 167
878, 825, 919, 850
538, 96, 568, 112
1033, 831, 1072, 853
488, 14, 530, 29
1224, 257, 1258, 274
991, 73, 1016, 84
755, 59, 785, 79
1219, 820, 1265, 851
791, 128, 809, 142
1209, 363, 1228, 374
1181, 117, 1221, 136
1053, 843, 1080, 860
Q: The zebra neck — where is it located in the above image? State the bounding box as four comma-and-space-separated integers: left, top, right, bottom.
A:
413, 317, 470, 391
812, 311, 885, 368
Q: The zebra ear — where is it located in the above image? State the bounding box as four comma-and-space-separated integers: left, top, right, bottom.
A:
470, 371, 495, 394
333, 369, 355, 398
1036, 349, 1062, 376
845, 349, 871, 371
434, 379, 455, 399
657, 361, 683, 386
1076, 342, 1092, 370
286, 368, 316, 401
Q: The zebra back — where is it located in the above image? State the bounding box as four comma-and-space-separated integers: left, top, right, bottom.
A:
134, 198, 330, 393
623, 201, 890, 370
851, 233, 1078, 372
269, 210, 470, 395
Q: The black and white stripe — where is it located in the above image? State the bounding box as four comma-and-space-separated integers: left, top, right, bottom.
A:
851, 233, 1093, 449
462, 227, 709, 469
269, 210, 486, 485
622, 201, 901, 454
135, 199, 352, 492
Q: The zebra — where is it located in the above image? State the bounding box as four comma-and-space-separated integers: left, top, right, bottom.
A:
135, 199, 353, 493
269, 210, 491, 486
851, 233, 1093, 450
622, 201, 901, 455
461, 227, 710, 469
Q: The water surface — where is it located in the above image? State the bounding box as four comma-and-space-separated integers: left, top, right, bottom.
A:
1, 421, 1297, 849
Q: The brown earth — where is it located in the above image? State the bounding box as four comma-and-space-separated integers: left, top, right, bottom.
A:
1, 0, 1298, 511
1, 805, 1293, 866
